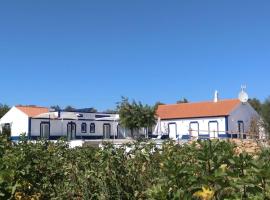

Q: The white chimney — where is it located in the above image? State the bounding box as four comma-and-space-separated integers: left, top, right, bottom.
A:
213, 90, 219, 103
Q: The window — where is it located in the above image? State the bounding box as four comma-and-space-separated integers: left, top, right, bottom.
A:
90, 123, 95, 133
189, 122, 199, 137
81, 123, 87, 133
208, 121, 219, 138
3, 123, 11, 131
2, 123, 11, 136
40, 122, 50, 138
238, 121, 244, 133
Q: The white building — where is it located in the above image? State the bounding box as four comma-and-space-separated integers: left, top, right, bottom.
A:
154, 98, 261, 140
0, 106, 123, 140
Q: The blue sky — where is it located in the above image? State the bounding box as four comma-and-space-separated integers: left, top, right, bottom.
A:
0, 1, 269, 111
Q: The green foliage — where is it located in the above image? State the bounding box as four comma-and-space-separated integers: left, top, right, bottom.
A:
0, 104, 10, 118
262, 98, 270, 135
176, 98, 189, 104
1, 137, 270, 199
154, 101, 165, 110
50, 105, 61, 111
248, 97, 270, 136
117, 97, 156, 138
248, 98, 262, 114
64, 105, 76, 112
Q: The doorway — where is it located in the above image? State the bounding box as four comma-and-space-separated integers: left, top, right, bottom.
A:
168, 123, 177, 139
40, 122, 50, 139
238, 121, 245, 139
103, 123, 111, 139
67, 122, 76, 140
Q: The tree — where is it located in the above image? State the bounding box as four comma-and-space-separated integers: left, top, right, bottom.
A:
50, 105, 61, 111
0, 104, 10, 118
76, 108, 97, 113
261, 97, 270, 135
248, 98, 262, 114
117, 97, 156, 138
248, 117, 261, 139
103, 109, 118, 114
64, 106, 76, 112
154, 101, 165, 110
176, 98, 188, 104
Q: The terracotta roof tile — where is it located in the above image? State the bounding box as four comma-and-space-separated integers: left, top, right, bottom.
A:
16, 106, 49, 117
156, 99, 240, 120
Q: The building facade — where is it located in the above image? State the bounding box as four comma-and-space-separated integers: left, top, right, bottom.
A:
155, 99, 262, 139
0, 106, 124, 140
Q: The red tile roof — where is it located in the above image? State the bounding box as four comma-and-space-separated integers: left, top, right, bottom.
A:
16, 106, 49, 117
156, 99, 241, 120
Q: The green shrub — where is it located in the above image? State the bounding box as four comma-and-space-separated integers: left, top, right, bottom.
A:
0, 136, 269, 200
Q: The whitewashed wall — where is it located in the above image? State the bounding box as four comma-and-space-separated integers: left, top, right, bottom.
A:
0, 107, 29, 137
30, 118, 119, 138
228, 102, 259, 134
158, 117, 227, 139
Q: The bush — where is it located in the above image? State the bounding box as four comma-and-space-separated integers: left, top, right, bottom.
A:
0, 136, 270, 200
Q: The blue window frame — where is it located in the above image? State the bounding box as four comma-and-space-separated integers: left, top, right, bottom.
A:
189, 121, 200, 137
81, 123, 87, 133
208, 121, 219, 138
90, 123, 95, 133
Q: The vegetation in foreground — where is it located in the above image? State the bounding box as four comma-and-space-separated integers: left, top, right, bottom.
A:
1, 133, 270, 200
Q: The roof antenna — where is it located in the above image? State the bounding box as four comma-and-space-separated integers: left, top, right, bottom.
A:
238, 85, 248, 103
213, 90, 219, 103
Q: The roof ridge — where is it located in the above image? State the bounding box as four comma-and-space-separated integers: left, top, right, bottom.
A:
159, 98, 239, 107
15, 105, 48, 108
156, 98, 241, 119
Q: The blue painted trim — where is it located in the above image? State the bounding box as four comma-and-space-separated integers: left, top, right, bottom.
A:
168, 122, 177, 136
208, 120, 219, 137
217, 134, 229, 138
189, 121, 199, 135
40, 121, 50, 139
103, 123, 111, 139
81, 123, 87, 133
67, 122, 76, 139
117, 124, 119, 138
11, 136, 21, 141
225, 116, 229, 134
49, 136, 63, 140
148, 134, 158, 138
162, 115, 228, 121
237, 120, 246, 139
28, 117, 32, 139
11, 135, 110, 141
90, 123, 95, 133
181, 135, 190, 139
199, 134, 210, 138
95, 114, 111, 118
78, 119, 95, 121
161, 135, 169, 139
76, 135, 104, 140
33, 118, 95, 121
30, 136, 40, 140
237, 120, 244, 132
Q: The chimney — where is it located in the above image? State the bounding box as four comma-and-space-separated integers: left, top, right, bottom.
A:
213, 90, 219, 103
